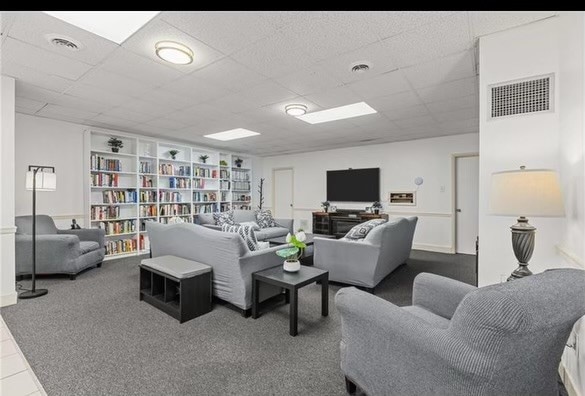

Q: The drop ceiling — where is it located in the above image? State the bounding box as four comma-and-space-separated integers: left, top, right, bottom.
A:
0, 11, 557, 156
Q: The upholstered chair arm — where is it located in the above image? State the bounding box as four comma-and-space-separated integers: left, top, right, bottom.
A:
15, 234, 81, 273
58, 228, 105, 247
273, 218, 294, 234
412, 273, 476, 319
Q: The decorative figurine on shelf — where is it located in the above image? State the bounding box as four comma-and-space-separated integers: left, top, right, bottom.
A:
257, 178, 265, 210
372, 201, 383, 214
107, 137, 123, 153
220, 160, 228, 167
71, 219, 81, 229
199, 154, 209, 164
168, 150, 179, 160
275, 230, 307, 272
234, 157, 243, 168
321, 201, 330, 213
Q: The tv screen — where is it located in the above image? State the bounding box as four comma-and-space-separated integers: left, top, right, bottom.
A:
327, 168, 380, 202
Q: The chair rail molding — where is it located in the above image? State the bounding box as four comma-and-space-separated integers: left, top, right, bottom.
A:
0, 226, 17, 234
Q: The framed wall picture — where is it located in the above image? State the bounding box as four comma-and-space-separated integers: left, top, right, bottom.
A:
388, 191, 416, 206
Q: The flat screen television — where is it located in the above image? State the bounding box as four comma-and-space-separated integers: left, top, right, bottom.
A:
327, 168, 380, 202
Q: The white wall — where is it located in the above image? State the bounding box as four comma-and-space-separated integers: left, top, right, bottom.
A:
260, 133, 479, 253
0, 76, 17, 306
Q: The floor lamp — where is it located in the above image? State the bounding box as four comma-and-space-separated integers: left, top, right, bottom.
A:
18, 165, 56, 299
489, 166, 564, 281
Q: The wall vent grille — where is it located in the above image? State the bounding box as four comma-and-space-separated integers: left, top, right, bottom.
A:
489, 74, 553, 119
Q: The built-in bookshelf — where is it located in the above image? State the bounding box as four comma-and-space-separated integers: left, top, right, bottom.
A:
85, 130, 254, 260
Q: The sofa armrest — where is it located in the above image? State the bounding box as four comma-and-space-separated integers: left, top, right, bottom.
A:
58, 228, 105, 247
202, 224, 222, 231
274, 218, 293, 234
314, 237, 379, 267
412, 273, 476, 319
16, 234, 81, 266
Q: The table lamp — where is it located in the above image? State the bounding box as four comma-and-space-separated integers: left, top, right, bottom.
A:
489, 166, 564, 281
18, 165, 56, 299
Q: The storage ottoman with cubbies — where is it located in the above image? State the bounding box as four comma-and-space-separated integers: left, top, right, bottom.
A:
140, 255, 212, 323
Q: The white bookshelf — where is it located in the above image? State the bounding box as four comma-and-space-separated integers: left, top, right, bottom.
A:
84, 130, 254, 260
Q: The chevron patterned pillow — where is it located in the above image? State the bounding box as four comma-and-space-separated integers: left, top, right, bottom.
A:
344, 219, 387, 240
222, 224, 259, 251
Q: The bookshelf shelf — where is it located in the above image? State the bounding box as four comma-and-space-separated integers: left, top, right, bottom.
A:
86, 130, 253, 260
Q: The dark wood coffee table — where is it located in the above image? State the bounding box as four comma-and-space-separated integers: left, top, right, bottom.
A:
252, 266, 329, 336
266, 233, 336, 265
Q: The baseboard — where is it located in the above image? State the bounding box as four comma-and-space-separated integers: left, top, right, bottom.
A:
412, 243, 454, 254
0, 292, 17, 307
559, 362, 581, 396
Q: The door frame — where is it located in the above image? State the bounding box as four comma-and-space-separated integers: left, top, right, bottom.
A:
271, 167, 294, 219
451, 152, 479, 254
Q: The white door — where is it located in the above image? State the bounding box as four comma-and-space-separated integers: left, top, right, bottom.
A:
273, 168, 293, 219
455, 156, 479, 254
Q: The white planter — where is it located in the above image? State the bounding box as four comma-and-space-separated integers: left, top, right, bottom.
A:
283, 260, 301, 273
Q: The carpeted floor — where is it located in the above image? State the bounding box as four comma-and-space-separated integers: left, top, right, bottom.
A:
1, 250, 475, 395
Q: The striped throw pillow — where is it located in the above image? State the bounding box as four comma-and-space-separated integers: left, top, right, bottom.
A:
222, 224, 259, 251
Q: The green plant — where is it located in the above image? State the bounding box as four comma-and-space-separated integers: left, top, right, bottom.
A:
107, 137, 123, 149
220, 160, 228, 166
372, 201, 383, 209
321, 201, 330, 208
234, 157, 243, 167
199, 154, 209, 163
275, 231, 307, 262
168, 149, 179, 159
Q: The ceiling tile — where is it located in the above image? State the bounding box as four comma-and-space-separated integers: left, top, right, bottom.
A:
210, 80, 297, 114
161, 74, 233, 104
121, 18, 225, 73
1, 58, 74, 93
382, 105, 431, 121
1, 11, 17, 42
191, 57, 269, 93
15, 81, 112, 113
15, 97, 46, 112
99, 47, 184, 86
64, 83, 132, 106
36, 103, 98, 120
469, 11, 557, 38
304, 86, 364, 108
116, 98, 176, 118
432, 106, 479, 123
439, 117, 479, 134
77, 68, 153, 97
393, 115, 436, 129
274, 64, 343, 96
3, 37, 92, 80
402, 49, 476, 89
8, 11, 118, 65
380, 13, 473, 68
425, 94, 479, 113
416, 76, 478, 104
88, 114, 141, 129
140, 89, 198, 111
363, 11, 457, 40
15, 106, 38, 115
161, 11, 279, 55
348, 70, 411, 99
139, 117, 189, 131
101, 107, 158, 123
367, 90, 423, 112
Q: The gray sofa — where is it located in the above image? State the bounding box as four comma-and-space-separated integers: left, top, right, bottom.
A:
314, 217, 418, 290
336, 269, 585, 395
195, 210, 293, 241
146, 222, 284, 312
15, 215, 105, 280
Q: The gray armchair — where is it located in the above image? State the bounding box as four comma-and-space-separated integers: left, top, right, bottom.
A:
335, 269, 585, 396
15, 215, 105, 280
314, 217, 417, 290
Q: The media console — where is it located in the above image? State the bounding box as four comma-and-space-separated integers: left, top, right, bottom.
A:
312, 210, 389, 238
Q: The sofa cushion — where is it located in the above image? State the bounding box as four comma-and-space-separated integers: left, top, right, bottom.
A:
232, 210, 256, 224
221, 224, 259, 251
255, 227, 290, 241
239, 221, 260, 230
345, 219, 388, 240
79, 241, 100, 255
255, 209, 277, 229
197, 213, 215, 225
213, 210, 235, 226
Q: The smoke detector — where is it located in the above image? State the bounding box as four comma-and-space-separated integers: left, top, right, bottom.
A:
45, 34, 83, 51
350, 61, 371, 74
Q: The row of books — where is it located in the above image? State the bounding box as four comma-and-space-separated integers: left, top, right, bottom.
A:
140, 190, 157, 203
220, 191, 229, 201
233, 204, 252, 210
91, 155, 122, 172
160, 216, 192, 224
193, 192, 217, 202
220, 169, 230, 179
91, 173, 119, 187
91, 206, 124, 220
232, 169, 250, 181
193, 167, 218, 178
220, 203, 231, 212
139, 204, 157, 217
168, 177, 190, 189
193, 179, 211, 189
220, 181, 230, 190
159, 204, 190, 216
102, 190, 137, 204
139, 161, 154, 174
159, 163, 191, 176
232, 194, 251, 202
140, 176, 154, 188
140, 219, 156, 231
159, 191, 183, 203
232, 181, 251, 191
105, 238, 138, 256
97, 220, 136, 235
193, 203, 217, 213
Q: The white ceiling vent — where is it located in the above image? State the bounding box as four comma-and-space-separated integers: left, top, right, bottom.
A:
488, 73, 554, 120
45, 34, 83, 51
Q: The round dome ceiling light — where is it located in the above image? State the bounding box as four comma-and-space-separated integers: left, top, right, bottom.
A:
155, 41, 193, 65
350, 61, 371, 74
285, 104, 308, 116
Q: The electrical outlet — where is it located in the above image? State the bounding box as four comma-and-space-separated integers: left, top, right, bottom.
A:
440, 185, 446, 193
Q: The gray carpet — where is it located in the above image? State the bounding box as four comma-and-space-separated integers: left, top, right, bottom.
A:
2, 250, 475, 395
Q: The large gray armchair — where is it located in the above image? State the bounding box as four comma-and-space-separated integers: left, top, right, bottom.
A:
335, 269, 585, 395
314, 217, 417, 291
15, 215, 105, 280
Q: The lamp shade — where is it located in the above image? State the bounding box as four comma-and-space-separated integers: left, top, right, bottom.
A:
26, 171, 56, 191
489, 168, 564, 217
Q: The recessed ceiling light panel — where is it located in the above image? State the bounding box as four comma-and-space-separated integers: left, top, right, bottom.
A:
285, 104, 307, 116
155, 41, 193, 65
204, 128, 261, 141
296, 102, 377, 124
43, 11, 159, 44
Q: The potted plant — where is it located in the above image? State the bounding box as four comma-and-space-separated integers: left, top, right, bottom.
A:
168, 149, 179, 160
199, 154, 209, 164
234, 157, 243, 168
107, 137, 123, 153
321, 201, 330, 213
275, 230, 307, 272
372, 201, 383, 214
220, 160, 228, 167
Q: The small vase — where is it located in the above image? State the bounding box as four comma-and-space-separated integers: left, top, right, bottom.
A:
374, 209, 380, 214
111, 147, 119, 153
283, 260, 301, 273
236, 163, 242, 168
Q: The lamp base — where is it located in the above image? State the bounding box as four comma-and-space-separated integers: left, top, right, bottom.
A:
18, 289, 48, 299
507, 265, 533, 281
507, 216, 536, 282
